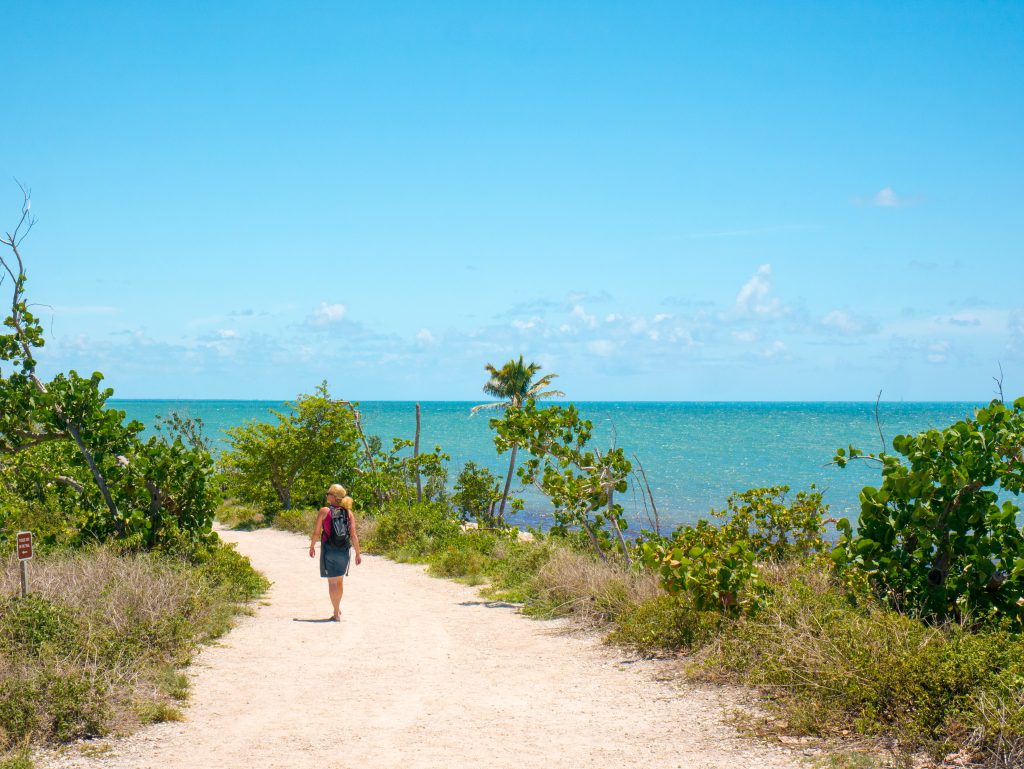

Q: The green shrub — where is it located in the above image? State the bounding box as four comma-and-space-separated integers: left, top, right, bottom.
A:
428, 543, 490, 579
0, 672, 108, 748
639, 486, 827, 615
214, 500, 265, 530
0, 540, 267, 753
0, 594, 78, 657
43, 672, 110, 743
706, 563, 1024, 762
609, 595, 722, 655
833, 398, 1024, 623
273, 507, 317, 535
482, 539, 556, 602
191, 542, 270, 604
0, 744, 33, 769
714, 485, 827, 561
366, 502, 460, 558
0, 684, 39, 750
640, 520, 765, 614
217, 383, 360, 515
451, 461, 501, 525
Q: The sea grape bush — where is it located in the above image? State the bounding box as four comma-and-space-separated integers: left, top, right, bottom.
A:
494, 399, 633, 561
715, 485, 829, 561
641, 520, 766, 613
408, 445, 450, 504
639, 486, 828, 615
218, 382, 359, 515
452, 461, 502, 526
351, 434, 450, 511
833, 398, 1024, 623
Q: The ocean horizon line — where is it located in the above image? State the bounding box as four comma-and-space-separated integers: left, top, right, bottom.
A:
108, 397, 989, 405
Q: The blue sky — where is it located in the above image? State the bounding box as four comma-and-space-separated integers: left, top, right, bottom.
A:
1, 1, 1021, 400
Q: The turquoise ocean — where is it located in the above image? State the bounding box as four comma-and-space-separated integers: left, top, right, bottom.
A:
111, 400, 987, 531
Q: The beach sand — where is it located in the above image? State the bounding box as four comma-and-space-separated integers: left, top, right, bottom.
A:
35, 526, 803, 769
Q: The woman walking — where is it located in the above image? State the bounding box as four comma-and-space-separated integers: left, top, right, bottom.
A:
308, 484, 362, 620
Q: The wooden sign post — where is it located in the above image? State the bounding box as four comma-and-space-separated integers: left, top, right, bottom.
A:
16, 531, 32, 598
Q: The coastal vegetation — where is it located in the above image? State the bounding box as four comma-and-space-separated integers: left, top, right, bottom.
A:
5, 191, 1023, 766
218, 367, 1024, 768
0, 192, 268, 764
471, 356, 564, 524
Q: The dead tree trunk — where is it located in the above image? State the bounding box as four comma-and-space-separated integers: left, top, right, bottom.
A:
338, 400, 387, 506
414, 403, 422, 503
497, 444, 518, 526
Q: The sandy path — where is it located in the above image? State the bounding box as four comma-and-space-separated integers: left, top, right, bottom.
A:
38, 527, 803, 769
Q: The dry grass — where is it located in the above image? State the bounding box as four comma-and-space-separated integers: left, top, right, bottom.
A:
966, 687, 1024, 769
215, 501, 265, 530
0, 543, 266, 756
532, 548, 662, 624
4, 548, 199, 639
355, 516, 378, 547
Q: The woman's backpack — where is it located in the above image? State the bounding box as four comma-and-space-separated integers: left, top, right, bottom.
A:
326, 506, 350, 548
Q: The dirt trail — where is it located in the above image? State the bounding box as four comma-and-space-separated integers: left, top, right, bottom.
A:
38, 527, 803, 769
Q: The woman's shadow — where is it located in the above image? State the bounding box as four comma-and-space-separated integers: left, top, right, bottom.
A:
292, 617, 341, 623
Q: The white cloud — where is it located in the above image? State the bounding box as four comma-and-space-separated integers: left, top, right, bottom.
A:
310, 302, 346, 326
763, 340, 787, 359
512, 318, 538, 330
587, 339, 616, 357
416, 328, 437, 345
820, 310, 874, 336
736, 264, 783, 317
570, 304, 598, 328
217, 329, 239, 339
732, 329, 759, 343
873, 187, 901, 207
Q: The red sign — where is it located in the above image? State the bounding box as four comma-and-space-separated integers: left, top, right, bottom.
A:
16, 531, 32, 561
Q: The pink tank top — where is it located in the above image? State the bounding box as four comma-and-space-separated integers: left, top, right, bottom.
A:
322, 506, 343, 542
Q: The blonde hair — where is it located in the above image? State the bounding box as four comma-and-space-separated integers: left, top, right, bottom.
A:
327, 484, 347, 500
340, 495, 354, 511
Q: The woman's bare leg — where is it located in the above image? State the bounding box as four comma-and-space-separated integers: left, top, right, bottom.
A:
327, 577, 344, 619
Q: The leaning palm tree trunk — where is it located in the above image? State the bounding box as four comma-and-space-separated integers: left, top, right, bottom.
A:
497, 443, 518, 525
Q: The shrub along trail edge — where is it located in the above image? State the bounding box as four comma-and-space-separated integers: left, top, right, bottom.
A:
35, 527, 801, 769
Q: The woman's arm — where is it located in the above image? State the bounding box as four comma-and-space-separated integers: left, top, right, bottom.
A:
349, 511, 362, 565
309, 507, 328, 558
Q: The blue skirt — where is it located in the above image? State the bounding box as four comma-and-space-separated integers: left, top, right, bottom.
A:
320, 542, 351, 578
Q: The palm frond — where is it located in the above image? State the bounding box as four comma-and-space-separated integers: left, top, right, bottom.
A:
531, 389, 565, 400
475, 355, 562, 413
470, 401, 507, 415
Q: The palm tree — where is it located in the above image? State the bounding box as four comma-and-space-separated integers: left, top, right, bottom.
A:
471, 356, 564, 522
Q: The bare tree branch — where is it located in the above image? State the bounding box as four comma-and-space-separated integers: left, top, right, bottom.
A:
1, 430, 69, 455
632, 453, 661, 537
875, 389, 886, 454
55, 475, 85, 493
1, 186, 122, 529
